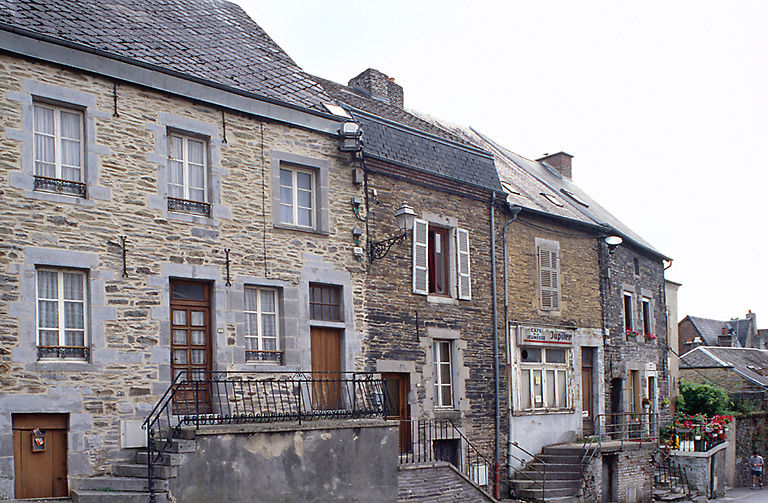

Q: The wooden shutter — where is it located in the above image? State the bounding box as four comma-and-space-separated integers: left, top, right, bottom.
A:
538, 246, 560, 310
455, 227, 471, 300
412, 218, 429, 295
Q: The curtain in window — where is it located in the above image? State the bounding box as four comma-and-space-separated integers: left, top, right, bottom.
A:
60, 110, 82, 181
34, 106, 56, 177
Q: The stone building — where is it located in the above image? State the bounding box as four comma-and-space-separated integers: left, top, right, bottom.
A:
678, 311, 763, 354
0, 0, 369, 498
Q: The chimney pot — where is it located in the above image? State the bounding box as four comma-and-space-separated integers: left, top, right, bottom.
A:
537, 152, 573, 179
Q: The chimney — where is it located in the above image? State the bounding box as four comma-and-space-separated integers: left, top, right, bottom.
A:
348, 69, 404, 109
537, 152, 573, 180
722, 327, 727, 335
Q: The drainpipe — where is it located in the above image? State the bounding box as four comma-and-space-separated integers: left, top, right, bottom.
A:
501, 204, 521, 483
490, 192, 500, 499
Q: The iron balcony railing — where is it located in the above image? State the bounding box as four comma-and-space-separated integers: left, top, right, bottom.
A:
395, 419, 492, 492
142, 371, 389, 501
595, 412, 659, 447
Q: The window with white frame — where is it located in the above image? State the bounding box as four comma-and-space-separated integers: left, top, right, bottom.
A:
244, 287, 280, 363
36, 268, 88, 359
168, 133, 208, 205
279, 165, 315, 228
536, 239, 560, 310
519, 347, 569, 410
33, 103, 85, 192
412, 219, 471, 299
433, 339, 454, 408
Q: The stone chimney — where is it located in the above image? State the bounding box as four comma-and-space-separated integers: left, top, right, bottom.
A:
537, 152, 573, 180
348, 68, 404, 109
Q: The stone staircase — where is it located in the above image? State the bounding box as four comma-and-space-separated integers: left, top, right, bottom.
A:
510, 445, 595, 502
69, 439, 195, 503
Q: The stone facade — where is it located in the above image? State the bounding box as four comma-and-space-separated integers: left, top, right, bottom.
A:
0, 53, 364, 496
734, 412, 768, 487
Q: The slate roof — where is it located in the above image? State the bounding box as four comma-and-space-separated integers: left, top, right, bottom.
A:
685, 315, 753, 347
680, 346, 768, 388
315, 76, 502, 193
0, 0, 334, 111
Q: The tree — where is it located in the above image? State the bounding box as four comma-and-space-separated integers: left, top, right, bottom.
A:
676, 380, 730, 417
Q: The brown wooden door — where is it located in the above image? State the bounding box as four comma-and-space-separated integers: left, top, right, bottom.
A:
383, 373, 411, 453
170, 280, 212, 414
310, 327, 341, 410
582, 349, 594, 435
13, 414, 68, 499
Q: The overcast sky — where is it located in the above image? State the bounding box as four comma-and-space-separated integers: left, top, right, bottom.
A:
241, 0, 767, 324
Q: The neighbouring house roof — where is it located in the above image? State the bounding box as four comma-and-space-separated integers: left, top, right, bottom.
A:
315, 76, 503, 194
0, 0, 334, 112
680, 346, 768, 388
683, 315, 753, 347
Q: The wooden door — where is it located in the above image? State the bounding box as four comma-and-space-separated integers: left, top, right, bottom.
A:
170, 280, 212, 414
13, 414, 68, 499
310, 327, 341, 410
581, 349, 594, 435
383, 373, 411, 453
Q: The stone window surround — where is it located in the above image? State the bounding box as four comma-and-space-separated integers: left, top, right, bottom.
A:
7, 79, 111, 205
271, 150, 330, 235
622, 285, 637, 333
535, 237, 561, 314
229, 276, 297, 371
421, 327, 468, 418
420, 212, 460, 305
8, 247, 116, 373
146, 112, 231, 225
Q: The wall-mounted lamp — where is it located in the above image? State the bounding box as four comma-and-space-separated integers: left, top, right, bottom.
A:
369, 203, 416, 262
338, 121, 363, 152
604, 235, 623, 254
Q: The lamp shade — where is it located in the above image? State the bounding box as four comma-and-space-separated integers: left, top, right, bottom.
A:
394, 203, 416, 231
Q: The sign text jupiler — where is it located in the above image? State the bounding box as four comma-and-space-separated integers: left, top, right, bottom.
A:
517, 326, 574, 346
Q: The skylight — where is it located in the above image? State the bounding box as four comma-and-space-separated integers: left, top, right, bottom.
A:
560, 188, 589, 207
501, 181, 521, 195
323, 103, 351, 118
540, 193, 564, 207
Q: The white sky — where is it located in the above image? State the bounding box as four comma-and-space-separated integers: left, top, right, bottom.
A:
240, 0, 768, 324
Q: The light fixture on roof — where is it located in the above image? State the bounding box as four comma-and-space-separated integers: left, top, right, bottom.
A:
604, 235, 623, 254
338, 120, 363, 152
369, 203, 416, 262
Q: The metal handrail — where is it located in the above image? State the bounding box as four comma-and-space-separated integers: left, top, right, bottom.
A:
510, 441, 548, 501
141, 371, 388, 502
594, 412, 659, 449
395, 418, 492, 490
652, 447, 694, 497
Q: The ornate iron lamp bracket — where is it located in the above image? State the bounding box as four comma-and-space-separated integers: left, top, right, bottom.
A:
369, 232, 407, 262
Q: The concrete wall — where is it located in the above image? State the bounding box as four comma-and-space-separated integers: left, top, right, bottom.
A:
671, 442, 727, 498
171, 421, 398, 503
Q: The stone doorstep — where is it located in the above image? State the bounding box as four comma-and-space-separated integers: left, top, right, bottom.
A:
71, 475, 169, 492
70, 490, 169, 503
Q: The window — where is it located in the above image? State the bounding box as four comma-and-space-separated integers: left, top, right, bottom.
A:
33, 103, 85, 196
279, 166, 315, 228
36, 268, 88, 359
309, 284, 342, 321
623, 293, 634, 332
641, 297, 652, 336
434, 340, 454, 408
244, 287, 280, 363
536, 239, 560, 310
519, 347, 569, 410
412, 219, 471, 300
167, 133, 209, 216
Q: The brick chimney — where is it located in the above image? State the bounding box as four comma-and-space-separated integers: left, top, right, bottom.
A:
348, 69, 404, 109
537, 152, 573, 180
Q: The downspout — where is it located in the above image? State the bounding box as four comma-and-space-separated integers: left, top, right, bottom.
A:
502, 204, 521, 481
490, 192, 500, 499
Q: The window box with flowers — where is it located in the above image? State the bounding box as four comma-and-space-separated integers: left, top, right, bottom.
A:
672, 414, 733, 452
625, 329, 640, 341
644, 333, 657, 343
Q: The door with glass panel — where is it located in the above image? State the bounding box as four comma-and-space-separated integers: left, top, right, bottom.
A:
170, 280, 212, 414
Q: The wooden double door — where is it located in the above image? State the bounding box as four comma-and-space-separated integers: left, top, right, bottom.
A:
170, 280, 213, 413
13, 414, 68, 499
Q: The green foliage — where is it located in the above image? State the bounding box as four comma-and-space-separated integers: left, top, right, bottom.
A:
676, 380, 730, 417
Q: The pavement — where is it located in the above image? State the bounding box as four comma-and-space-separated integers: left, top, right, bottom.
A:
712, 487, 768, 502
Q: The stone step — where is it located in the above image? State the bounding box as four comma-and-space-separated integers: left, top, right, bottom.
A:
113, 463, 176, 480
135, 451, 185, 466
71, 489, 168, 503
514, 469, 582, 480
542, 446, 588, 456
515, 485, 580, 499
511, 478, 581, 490
537, 453, 584, 464
521, 462, 583, 473
154, 438, 195, 453
72, 475, 169, 492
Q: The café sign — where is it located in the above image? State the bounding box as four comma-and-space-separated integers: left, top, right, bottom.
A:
517, 326, 574, 347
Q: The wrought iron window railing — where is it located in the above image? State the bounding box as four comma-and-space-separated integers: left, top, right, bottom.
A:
167, 196, 210, 217
33, 175, 86, 197
245, 350, 283, 364
37, 345, 89, 360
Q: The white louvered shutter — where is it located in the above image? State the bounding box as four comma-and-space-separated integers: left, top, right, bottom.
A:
412, 218, 429, 295
455, 228, 471, 300
538, 247, 560, 310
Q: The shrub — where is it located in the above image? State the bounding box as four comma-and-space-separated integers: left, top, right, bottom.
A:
676, 380, 730, 417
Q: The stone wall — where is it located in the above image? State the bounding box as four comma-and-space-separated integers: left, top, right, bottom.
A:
171, 421, 398, 503
0, 52, 362, 493
398, 463, 494, 502
734, 412, 768, 487
671, 442, 728, 497
681, 367, 766, 393
609, 446, 655, 503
